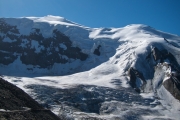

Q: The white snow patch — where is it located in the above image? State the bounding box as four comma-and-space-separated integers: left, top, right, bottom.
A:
27, 15, 83, 27
59, 43, 67, 50
19, 39, 29, 48
31, 40, 44, 53
2, 37, 17, 43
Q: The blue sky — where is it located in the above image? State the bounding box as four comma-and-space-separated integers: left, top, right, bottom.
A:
0, 0, 180, 35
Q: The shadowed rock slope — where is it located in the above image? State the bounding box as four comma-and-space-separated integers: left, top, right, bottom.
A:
0, 19, 88, 68
0, 78, 60, 120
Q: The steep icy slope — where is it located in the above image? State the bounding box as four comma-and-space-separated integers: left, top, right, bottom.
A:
1, 15, 180, 119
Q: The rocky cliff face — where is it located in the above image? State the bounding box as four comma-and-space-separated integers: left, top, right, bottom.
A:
151, 47, 180, 101
0, 19, 88, 68
128, 46, 180, 101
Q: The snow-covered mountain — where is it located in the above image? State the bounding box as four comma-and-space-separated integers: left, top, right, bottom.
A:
1, 15, 180, 120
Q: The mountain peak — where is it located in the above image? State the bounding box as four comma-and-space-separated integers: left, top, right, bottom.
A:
24, 15, 79, 27
26, 15, 66, 22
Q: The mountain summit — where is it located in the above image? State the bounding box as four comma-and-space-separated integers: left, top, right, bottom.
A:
1, 16, 180, 119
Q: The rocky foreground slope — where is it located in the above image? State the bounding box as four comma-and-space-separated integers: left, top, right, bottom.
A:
0, 78, 60, 120
1, 15, 180, 119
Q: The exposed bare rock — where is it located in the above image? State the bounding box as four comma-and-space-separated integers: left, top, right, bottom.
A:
0, 78, 60, 120
0, 19, 88, 68
93, 45, 101, 56
163, 77, 180, 101
152, 47, 162, 61
128, 67, 146, 92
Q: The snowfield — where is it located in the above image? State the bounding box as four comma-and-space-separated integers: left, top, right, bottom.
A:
1, 15, 180, 120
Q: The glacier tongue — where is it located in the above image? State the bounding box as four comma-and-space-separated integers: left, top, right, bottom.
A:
1, 16, 180, 119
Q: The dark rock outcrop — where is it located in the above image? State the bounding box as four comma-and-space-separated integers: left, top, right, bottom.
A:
162, 64, 180, 101
0, 78, 60, 120
93, 45, 101, 56
152, 47, 162, 61
142, 46, 180, 100
163, 76, 180, 100
150, 46, 179, 68
152, 47, 180, 101
128, 67, 146, 92
0, 19, 88, 68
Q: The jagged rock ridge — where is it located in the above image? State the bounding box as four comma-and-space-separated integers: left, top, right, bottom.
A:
128, 46, 180, 101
